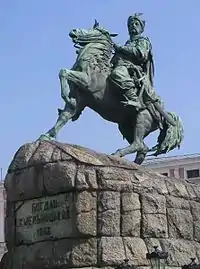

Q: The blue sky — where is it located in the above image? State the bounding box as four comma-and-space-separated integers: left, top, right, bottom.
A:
1, 1, 200, 175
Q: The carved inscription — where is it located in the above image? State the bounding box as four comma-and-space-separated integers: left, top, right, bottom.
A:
15, 193, 73, 244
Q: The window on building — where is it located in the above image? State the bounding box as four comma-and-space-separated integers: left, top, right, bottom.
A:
179, 168, 184, 179
162, 173, 168, 176
187, 169, 200, 179
169, 169, 175, 177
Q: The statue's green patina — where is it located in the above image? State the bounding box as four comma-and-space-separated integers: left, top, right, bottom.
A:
110, 13, 154, 110
38, 14, 184, 164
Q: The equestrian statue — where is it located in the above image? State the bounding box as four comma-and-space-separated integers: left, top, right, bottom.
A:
38, 13, 184, 164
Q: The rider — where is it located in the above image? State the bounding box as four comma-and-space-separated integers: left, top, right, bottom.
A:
110, 13, 155, 110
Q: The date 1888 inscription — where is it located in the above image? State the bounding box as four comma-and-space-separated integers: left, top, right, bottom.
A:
15, 193, 73, 244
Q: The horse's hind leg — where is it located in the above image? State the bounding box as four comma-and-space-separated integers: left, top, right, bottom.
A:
112, 130, 147, 158
134, 145, 149, 164
59, 68, 89, 93
113, 134, 149, 164
38, 68, 86, 141
39, 103, 78, 140
112, 110, 152, 162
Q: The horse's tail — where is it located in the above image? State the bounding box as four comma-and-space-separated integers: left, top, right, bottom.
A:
151, 112, 184, 157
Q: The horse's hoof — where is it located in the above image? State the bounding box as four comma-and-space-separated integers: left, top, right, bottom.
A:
59, 68, 68, 78
37, 134, 53, 141
58, 108, 63, 115
111, 151, 122, 157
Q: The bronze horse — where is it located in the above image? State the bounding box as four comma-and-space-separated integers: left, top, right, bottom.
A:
39, 21, 184, 164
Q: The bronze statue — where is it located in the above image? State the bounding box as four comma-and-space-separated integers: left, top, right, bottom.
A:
111, 13, 154, 110
38, 14, 184, 164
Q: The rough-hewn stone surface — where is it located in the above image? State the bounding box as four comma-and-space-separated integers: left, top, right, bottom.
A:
1, 141, 200, 269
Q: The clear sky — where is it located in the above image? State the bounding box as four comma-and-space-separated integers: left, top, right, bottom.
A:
1, 1, 200, 176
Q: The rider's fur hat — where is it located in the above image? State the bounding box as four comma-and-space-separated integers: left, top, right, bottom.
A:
127, 13, 145, 32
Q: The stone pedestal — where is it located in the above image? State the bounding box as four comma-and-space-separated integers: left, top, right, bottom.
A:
2, 141, 200, 269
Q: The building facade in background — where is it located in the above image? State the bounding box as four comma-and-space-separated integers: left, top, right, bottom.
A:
143, 153, 200, 183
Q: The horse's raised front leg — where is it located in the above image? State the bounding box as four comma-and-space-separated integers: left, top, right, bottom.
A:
59, 68, 89, 93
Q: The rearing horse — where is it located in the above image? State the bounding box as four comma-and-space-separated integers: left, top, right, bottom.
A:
39, 21, 184, 164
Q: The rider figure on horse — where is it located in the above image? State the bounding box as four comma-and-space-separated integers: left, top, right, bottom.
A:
110, 13, 156, 110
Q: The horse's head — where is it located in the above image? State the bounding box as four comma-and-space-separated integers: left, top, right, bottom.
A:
69, 20, 118, 47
